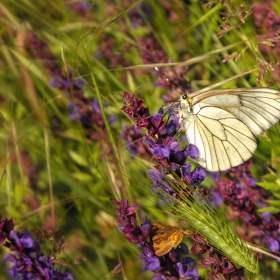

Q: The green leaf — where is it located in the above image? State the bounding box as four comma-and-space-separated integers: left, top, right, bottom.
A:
264, 199, 280, 208
257, 206, 280, 214
272, 192, 280, 199
72, 173, 94, 182
262, 173, 278, 182
256, 182, 280, 193
271, 147, 277, 161
68, 150, 89, 167
275, 162, 280, 172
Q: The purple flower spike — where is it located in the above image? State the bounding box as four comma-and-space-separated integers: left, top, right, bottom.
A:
112, 200, 206, 280
121, 91, 205, 182
213, 159, 280, 256
0, 214, 73, 280
28, 33, 116, 140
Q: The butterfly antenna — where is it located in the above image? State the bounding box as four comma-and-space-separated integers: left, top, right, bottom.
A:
154, 67, 185, 116
155, 67, 186, 95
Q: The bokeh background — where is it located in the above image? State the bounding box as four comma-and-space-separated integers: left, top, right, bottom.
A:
0, 1, 280, 279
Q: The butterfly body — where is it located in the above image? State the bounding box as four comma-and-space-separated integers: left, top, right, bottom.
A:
179, 88, 280, 172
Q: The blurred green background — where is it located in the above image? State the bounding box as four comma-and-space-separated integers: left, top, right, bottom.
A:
0, 0, 280, 279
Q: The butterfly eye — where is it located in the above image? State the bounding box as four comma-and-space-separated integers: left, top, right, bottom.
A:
182, 93, 187, 100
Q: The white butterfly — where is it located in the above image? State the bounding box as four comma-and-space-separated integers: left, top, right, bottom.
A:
179, 88, 280, 172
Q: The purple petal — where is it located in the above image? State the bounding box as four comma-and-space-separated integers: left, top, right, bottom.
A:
148, 169, 172, 190
126, 205, 139, 215
61, 272, 74, 280
170, 141, 180, 152
4, 254, 17, 263
152, 274, 166, 280
267, 236, 279, 251
118, 227, 125, 233
236, 184, 248, 199
177, 243, 189, 255
152, 145, 170, 158
21, 229, 34, 248
185, 267, 199, 277
170, 115, 179, 125
73, 78, 85, 89
153, 113, 164, 122
176, 262, 199, 278
7, 266, 17, 278
140, 223, 151, 237
186, 144, 199, 159
141, 256, 160, 272
9, 231, 22, 247
176, 262, 186, 278
262, 212, 271, 221
210, 187, 223, 205
109, 115, 117, 123
92, 99, 101, 112
182, 164, 206, 186
49, 78, 69, 90
157, 107, 164, 114
160, 121, 177, 136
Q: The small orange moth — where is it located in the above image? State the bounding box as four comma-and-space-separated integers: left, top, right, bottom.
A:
152, 222, 191, 257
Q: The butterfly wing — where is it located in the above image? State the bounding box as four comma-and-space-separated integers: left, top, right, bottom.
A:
184, 88, 280, 172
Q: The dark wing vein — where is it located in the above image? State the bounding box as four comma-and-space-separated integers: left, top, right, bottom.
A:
240, 98, 275, 125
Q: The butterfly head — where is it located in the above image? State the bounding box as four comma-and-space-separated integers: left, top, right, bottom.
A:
179, 92, 193, 114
